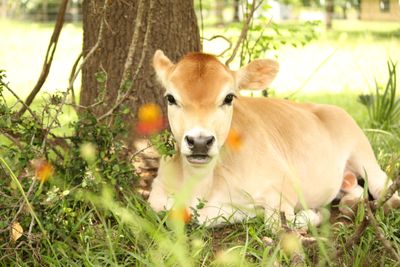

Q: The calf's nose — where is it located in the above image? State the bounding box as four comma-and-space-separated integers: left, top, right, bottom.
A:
184, 135, 215, 154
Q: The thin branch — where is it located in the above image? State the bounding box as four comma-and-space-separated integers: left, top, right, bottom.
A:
334, 214, 368, 258
27, 215, 36, 244
2, 82, 41, 124
365, 200, 400, 261
68, 53, 83, 106
65, 100, 104, 110
17, 0, 69, 117
129, 143, 154, 162
1, 131, 23, 149
373, 173, 400, 210
334, 173, 400, 258
201, 35, 232, 57
40, 0, 110, 153
225, 0, 262, 67
118, 0, 147, 96
11, 180, 37, 226
69, 0, 109, 90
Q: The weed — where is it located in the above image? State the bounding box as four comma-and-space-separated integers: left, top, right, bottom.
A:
358, 60, 400, 134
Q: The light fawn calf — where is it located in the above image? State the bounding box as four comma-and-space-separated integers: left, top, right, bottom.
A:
148, 50, 399, 228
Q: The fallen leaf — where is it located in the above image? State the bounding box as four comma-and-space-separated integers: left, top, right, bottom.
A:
11, 221, 23, 242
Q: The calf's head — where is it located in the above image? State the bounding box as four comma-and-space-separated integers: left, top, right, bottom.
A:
153, 50, 279, 166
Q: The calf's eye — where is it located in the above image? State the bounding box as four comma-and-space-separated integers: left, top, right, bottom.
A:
223, 93, 236, 106
166, 94, 177, 106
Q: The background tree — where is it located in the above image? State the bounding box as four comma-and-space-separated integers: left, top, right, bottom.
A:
80, 0, 201, 122
326, 0, 334, 29
215, 0, 225, 26
233, 0, 240, 22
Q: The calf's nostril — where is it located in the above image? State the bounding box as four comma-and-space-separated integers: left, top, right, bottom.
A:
185, 136, 195, 148
206, 136, 215, 147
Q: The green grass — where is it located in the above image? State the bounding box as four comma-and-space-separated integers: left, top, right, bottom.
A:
1, 17, 400, 266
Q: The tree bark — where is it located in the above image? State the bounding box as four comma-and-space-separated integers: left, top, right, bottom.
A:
80, 0, 201, 120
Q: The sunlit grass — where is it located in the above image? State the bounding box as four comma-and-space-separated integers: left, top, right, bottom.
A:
0, 19, 82, 99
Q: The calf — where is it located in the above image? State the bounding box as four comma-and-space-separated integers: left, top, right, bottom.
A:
148, 50, 399, 227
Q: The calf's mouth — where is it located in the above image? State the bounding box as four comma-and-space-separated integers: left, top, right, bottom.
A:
186, 154, 211, 165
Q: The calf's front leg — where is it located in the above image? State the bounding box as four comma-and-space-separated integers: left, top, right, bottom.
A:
148, 178, 173, 212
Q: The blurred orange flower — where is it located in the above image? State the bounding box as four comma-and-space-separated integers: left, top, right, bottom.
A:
226, 129, 242, 151
136, 103, 165, 135
31, 159, 54, 182
170, 207, 191, 224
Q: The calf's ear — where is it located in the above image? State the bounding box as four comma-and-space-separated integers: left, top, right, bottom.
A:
153, 50, 175, 87
236, 59, 279, 90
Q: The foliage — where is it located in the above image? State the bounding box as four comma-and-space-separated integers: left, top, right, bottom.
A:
231, 2, 320, 66
150, 130, 176, 158
358, 61, 400, 134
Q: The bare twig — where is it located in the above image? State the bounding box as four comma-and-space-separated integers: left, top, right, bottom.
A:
2, 82, 41, 124
280, 211, 291, 233
98, 0, 156, 121
1, 131, 23, 149
373, 173, 400, 210
129, 143, 154, 162
69, 0, 109, 89
118, 0, 147, 95
40, 0, 109, 153
334, 173, 400, 258
68, 53, 83, 106
18, 0, 69, 117
27, 216, 36, 244
65, 100, 104, 110
11, 180, 37, 226
334, 214, 368, 258
202, 35, 232, 57
225, 0, 262, 67
365, 200, 400, 261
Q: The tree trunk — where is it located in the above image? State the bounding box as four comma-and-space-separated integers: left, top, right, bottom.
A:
0, 0, 7, 18
325, 0, 334, 29
215, 0, 224, 26
342, 5, 347, 19
80, 0, 201, 121
233, 0, 240, 22
41, 0, 49, 21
